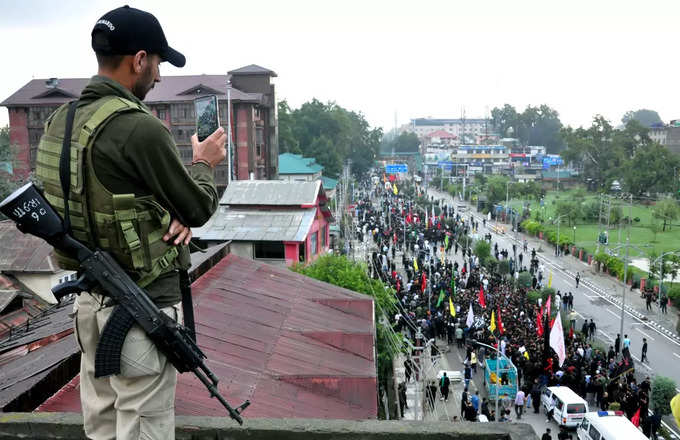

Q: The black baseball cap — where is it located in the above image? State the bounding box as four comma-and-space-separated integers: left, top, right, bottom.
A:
91, 5, 185, 67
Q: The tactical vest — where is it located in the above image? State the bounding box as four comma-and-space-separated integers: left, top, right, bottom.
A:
35, 96, 184, 288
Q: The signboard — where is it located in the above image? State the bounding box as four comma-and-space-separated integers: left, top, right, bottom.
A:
438, 161, 454, 171
542, 155, 563, 168
385, 163, 408, 173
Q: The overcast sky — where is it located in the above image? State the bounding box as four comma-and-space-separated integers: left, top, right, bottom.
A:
1, 0, 678, 132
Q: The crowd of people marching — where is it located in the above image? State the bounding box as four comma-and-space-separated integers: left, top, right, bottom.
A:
351, 175, 661, 438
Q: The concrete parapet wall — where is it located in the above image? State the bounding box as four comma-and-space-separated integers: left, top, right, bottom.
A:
0, 412, 538, 440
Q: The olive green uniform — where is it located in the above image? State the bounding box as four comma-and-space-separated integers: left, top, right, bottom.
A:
38, 76, 218, 440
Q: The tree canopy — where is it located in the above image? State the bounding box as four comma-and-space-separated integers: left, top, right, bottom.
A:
490, 104, 564, 153
561, 116, 680, 195
277, 99, 382, 178
621, 109, 663, 127
381, 132, 420, 154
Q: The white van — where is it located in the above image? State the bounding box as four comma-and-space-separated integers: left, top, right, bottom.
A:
577, 411, 647, 440
541, 386, 588, 428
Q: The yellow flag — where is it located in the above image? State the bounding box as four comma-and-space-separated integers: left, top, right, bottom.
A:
393, 183, 398, 195
449, 297, 456, 317
672, 393, 680, 427
548, 271, 553, 288
413, 259, 419, 272
489, 309, 496, 333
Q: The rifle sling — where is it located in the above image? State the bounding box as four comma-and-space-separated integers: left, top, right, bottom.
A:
59, 101, 78, 233
179, 270, 197, 342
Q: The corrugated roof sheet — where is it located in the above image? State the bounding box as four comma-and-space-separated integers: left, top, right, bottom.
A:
0, 221, 57, 273
219, 180, 322, 206
321, 176, 338, 190
1, 75, 262, 107
192, 207, 315, 242
278, 153, 324, 175
39, 254, 377, 419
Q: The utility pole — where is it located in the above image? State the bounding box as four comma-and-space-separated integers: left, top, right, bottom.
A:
226, 79, 233, 184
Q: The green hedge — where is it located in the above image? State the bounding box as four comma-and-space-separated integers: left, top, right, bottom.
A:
521, 219, 543, 236
594, 252, 634, 280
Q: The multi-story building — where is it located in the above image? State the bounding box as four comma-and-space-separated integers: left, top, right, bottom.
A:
1, 64, 279, 193
450, 145, 510, 174
405, 118, 493, 144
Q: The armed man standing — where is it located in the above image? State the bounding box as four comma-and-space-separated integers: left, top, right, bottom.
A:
34, 6, 226, 440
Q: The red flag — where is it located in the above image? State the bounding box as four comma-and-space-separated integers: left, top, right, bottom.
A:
479, 286, 486, 308
569, 325, 574, 339
545, 295, 552, 321
497, 307, 504, 335
631, 408, 641, 427
537, 305, 544, 337
421, 272, 427, 293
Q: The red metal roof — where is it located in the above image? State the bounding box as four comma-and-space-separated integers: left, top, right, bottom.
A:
426, 129, 457, 139
39, 254, 377, 419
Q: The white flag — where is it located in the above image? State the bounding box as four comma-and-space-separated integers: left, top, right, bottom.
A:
549, 311, 566, 367
466, 303, 474, 328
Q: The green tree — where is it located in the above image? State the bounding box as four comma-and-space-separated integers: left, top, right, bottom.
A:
474, 240, 491, 266
278, 99, 381, 178
485, 175, 510, 206
621, 109, 663, 127
0, 125, 24, 212
561, 116, 625, 191
623, 142, 679, 196
651, 376, 677, 415
554, 200, 581, 227
652, 198, 680, 232
277, 101, 301, 154
491, 104, 564, 152
382, 132, 419, 154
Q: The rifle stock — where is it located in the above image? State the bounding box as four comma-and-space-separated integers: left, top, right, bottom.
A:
0, 183, 249, 424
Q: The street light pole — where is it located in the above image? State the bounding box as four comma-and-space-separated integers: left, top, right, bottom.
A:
556, 216, 560, 256
619, 196, 633, 342
471, 339, 513, 421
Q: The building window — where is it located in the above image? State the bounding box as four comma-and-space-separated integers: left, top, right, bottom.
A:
310, 231, 318, 255
253, 241, 285, 259
157, 108, 166, 120
320, 226, 326, 248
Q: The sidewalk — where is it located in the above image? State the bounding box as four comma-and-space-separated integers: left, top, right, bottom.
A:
428, 188, 680, 342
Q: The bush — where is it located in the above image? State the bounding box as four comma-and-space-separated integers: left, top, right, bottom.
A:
475, 240, 491, 266
484, 257, 499, 273
527, 287, 555, 304
498, 260, 510, 275
518, 271, 532, 288
652, 376, 678, 415
668, 285, 680, 307
521, 219, 543, 236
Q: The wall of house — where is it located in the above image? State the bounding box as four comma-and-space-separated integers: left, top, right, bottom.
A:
7, 107, 30, 178
13, 272, 72, 304
229, 242, 253, 260
304, 207, 330, 264
284, 242, 299, 266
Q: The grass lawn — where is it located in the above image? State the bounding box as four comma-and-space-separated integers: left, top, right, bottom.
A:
507, 188, 680, 257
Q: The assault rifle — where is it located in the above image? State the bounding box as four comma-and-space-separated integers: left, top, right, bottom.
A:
0, 183, 249, 424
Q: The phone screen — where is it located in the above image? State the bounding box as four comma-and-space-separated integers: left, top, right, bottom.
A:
195, 95, 220, 142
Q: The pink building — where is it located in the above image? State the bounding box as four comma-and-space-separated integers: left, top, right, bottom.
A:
193, 181, 333, 266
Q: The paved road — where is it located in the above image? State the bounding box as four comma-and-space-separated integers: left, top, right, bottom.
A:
428, 187, 680, 438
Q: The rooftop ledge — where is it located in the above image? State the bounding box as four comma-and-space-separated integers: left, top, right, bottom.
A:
0, 413, 538, 440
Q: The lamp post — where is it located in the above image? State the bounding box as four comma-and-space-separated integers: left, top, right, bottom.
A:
573, 226, 576, 245
226, 79, 233, 184
471, 339, 514, 421
505, 181, 511, 224
549, 214, 568, 257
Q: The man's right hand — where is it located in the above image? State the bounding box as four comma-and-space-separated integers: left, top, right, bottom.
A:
192, 127, 227, 168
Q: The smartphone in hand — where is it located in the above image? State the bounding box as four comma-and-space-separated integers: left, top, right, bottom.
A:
194, 95, 220, 142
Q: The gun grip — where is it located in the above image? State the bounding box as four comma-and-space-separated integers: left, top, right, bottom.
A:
52, 273, 96, 301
